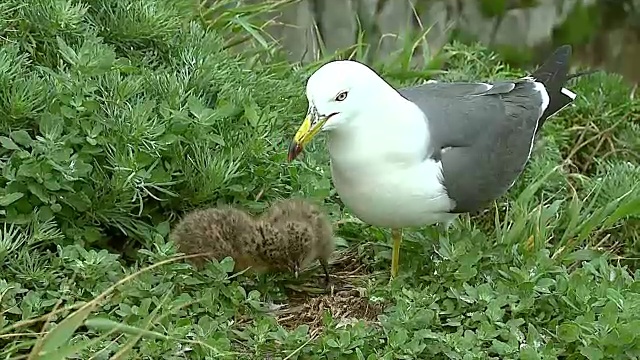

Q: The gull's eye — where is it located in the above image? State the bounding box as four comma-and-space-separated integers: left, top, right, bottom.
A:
335, 91, 348, 102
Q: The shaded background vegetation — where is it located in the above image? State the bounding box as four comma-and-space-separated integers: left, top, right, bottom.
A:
256, 0, 640, 84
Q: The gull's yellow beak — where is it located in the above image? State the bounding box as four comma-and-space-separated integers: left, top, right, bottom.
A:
287, 107, 329, 162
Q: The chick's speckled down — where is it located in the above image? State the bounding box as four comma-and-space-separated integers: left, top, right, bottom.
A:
169, 199, 335, 282
260, 198, 335, 282
169, 206, 269, 272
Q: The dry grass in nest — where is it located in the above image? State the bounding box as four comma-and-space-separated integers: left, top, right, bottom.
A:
272, 247, 386, 333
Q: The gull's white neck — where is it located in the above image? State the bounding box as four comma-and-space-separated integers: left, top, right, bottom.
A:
326, 91, 430, 174
322, 85, 454, 228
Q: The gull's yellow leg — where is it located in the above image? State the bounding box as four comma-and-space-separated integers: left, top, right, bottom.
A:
391, 228, 402, 278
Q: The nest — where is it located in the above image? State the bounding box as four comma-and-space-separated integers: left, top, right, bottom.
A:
271, 247, 386, 333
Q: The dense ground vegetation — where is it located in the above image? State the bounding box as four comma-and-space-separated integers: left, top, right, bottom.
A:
0, 0, 639, 359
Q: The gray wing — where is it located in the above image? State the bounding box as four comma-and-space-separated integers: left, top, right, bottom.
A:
397, 80, 546, 213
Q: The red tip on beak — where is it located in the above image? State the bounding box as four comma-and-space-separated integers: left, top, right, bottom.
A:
288, 141, 303, 162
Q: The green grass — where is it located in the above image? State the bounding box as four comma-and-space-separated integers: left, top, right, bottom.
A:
0, 0, 639, 359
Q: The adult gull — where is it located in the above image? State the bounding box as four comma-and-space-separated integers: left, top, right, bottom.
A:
287, 45, 591, 278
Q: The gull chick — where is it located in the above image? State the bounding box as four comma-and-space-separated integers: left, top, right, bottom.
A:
169, 206, 273, 272
260, 198, 335, 283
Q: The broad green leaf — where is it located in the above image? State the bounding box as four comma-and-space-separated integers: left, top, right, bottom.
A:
187, 95, 205, 118
557, 323, 580, 342
579, 346, 604, 360
563, 249, 601, 263
0, 192, 24, 206
56, 36, 78, 65
339, 329, 351, 347
243, 102, 260, 127
39, 115, 64, 139
156, 221, 171, 237
43, 178, 62, 191
519, 346, 541, 360
0, 136, 20, 150
28, 183, 50, 203
9, 130, 32, 147
219, 256, 235, 273
17, 161, 41, 178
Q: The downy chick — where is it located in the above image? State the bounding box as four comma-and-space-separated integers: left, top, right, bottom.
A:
260, 198, 335, 283
169, 206, 273, 272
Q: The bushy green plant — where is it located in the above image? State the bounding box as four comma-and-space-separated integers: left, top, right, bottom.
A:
0, 0, 318, 251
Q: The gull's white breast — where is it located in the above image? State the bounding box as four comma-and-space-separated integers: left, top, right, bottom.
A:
326, 100, 456, 228
330, 157, 456, 228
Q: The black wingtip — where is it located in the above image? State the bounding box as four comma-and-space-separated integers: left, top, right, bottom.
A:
552, 44, 573, 58
530, 45, 575, 129
545, 45, 573, 65
531, 44, 572, 87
